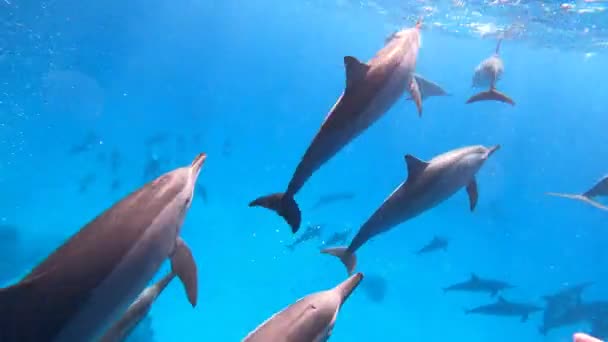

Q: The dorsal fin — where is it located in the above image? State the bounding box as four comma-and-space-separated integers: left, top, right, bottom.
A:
470, 273, 479, 281
404, 154, 429, 180
344, 56, 369, 91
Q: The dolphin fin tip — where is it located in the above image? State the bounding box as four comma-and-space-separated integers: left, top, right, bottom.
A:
171, 238, 198, 307
249, 192, 302, 233
321, 246, 357, 275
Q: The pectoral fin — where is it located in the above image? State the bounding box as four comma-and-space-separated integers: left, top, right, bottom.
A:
171, 237, 198, 307
409, 77, 423, 116
466, 179, 478, 211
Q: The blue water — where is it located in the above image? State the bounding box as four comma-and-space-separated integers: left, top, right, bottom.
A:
1, 0, 608, 341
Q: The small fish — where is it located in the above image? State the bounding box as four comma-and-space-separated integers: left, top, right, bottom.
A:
465, 296, 542, 322
311, 192, 356, 210
416, 236, 448, 255
547, 176, 608, 211
286, 224, 323, 251
466, 38, 515, 105
320, 228, 352, 248
443, 273, 514, 297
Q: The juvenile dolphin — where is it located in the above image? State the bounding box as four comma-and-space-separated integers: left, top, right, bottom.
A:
466, 39, 515, 106
242, 273, 363, 342
249, 20, 447, 233
547, 176, 608, 211
416, 235, 448, 255
99, 270, 179, 342
465, 296, 542, 322
0, 153, 206, 342
285, 224, 323, 251
322, 145, 499, 274
443, 273, 514, 297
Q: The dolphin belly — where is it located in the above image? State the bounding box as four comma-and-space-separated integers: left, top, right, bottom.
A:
54, 202, 181, 342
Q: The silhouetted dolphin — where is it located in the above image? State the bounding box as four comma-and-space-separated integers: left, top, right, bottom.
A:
466, 39, 515, 106
465, 296, 542, 322
416, 235, 448, 255
539, 302, 587, 336
249, 20, 447, 233
542, 281, 594, 306
99, 270, 179, 342
0, 153, 206, 342
243, 273, 363, 342
443, 273, 514, 297
285, 224, 323, 251
322, 145, 499, 274
547, 176, 608, 211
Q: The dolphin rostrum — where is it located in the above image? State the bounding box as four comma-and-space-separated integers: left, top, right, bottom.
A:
465, 296, 542, 322
99, 270, 179, 342
443, 273, 515, 297
416, 235, 448, 255
466, 39, 515, 106
242, 273, 363, 342
249, 20, 447, 233
547, 176, 608, 211
322, 145, 499, 274
0, 153, 206, 342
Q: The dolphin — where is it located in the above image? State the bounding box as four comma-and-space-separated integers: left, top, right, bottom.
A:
249, 20, 447, 233
574, 333, 604, 342
539, 302, 588, 336
322, 144, 499, 274
443, 273, 514, 297
416, 235, 448, 255
243, 273, 363, 342
547, 176, 608, 211
465, 296, 542, 322
99, 270, 179, 342
542, 281, 594, 306
285, 224, 323, 251
0, 153, 206, 342
320, 228, 352, 248
466, 39, 515, 106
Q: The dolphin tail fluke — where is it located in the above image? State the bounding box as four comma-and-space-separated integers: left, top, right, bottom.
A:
412, 74, 449, 101
546, 192, 608, 211
466, 88, 515, 106
171, 237, 198, 307
249, 192, 302, 233
321, 246, 357, 275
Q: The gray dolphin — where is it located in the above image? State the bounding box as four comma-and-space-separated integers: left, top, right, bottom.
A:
465, 296, 542, 322
322, 145, 499, 274
443, 273, 515, 297
0, 153, 206, 342
416, 235, 448, 255
242, 273, 363, 342
466, 39, 515, 106
249, 20, 447, 233
539, 301, 588, 336
99, 270, 179, 342
547, 176, 608, 211
542, 281, 594, 306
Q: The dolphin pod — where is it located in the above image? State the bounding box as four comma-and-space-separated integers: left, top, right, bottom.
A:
249, 20, 447, 233
242, 273, 363, 342
0, 153, 206, 342
322, 144, 499, 274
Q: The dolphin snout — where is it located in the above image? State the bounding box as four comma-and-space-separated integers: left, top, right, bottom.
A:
486, 145, 501, 157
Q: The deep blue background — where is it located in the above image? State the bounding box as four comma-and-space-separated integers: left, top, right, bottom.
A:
1, 1, 607, 341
